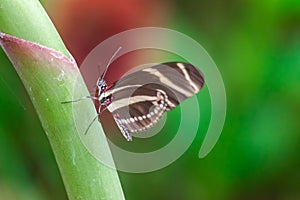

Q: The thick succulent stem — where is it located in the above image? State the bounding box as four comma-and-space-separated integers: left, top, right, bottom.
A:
0, 1, 124, 199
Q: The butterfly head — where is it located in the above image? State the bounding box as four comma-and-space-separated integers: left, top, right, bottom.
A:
97, 78, 107, 94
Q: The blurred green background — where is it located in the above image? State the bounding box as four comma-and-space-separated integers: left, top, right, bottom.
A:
1, 0, 300, 199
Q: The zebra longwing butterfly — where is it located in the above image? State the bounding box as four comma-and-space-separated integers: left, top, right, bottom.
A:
95, 62, 205, 141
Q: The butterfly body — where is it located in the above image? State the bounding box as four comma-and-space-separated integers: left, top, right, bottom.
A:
95, 62, 205, 141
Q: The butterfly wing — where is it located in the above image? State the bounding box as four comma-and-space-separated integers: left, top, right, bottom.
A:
106, 62, 205, 140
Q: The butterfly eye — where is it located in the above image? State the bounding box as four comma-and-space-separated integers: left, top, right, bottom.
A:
98, 80, 103, 87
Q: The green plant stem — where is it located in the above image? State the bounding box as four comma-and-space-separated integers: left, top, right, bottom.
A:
0, 0, 124, 199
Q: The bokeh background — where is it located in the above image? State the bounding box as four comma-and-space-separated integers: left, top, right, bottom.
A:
1, 0, 300, 199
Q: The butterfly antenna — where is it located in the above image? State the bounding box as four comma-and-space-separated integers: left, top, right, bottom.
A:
84, 106, 108, 135
100, 46, 122, 79
96, 64, 101, 78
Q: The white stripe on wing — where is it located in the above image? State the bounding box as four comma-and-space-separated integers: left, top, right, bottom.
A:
142, 67, 193, 97
108, 95, 157, 112
176, 63, 199, 92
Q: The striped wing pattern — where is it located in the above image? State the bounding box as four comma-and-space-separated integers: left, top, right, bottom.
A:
106, 62, 204, 141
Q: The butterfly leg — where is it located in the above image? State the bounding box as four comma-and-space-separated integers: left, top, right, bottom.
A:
61, 96, 99, 104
